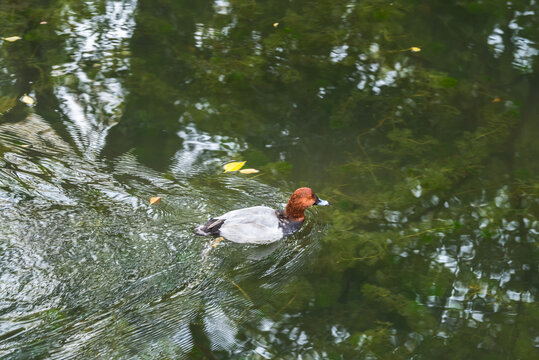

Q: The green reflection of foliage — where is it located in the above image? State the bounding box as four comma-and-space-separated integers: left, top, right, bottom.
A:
165, 0, 539, 358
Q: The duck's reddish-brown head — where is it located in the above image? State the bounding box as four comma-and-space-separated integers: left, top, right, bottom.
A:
285, 187, 330, 221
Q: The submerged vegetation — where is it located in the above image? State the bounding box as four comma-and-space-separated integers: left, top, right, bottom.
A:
1, 0, 538, 358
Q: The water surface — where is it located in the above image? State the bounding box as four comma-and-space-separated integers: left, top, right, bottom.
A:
1, 0, 538, 359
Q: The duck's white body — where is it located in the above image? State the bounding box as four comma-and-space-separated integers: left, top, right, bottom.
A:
215, 206, 283, 244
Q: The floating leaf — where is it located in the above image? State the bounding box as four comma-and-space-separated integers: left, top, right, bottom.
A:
492, 97, 501, 103
3, 36, 22, 42
239, 168, 260, 174
410, 46, 421, 52
273, 22, 279, 28
20, 94, 35, 105
149, 196, 162, 205
223, 161, 246, 172
212, 237, 224, 248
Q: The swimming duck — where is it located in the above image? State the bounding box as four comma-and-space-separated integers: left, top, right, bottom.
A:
194, 187, 329, 244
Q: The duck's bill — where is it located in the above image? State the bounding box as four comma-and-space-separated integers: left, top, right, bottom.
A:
315, 196, 330, 206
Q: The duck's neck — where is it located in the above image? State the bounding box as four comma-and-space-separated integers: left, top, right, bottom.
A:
285, 204, 305, 222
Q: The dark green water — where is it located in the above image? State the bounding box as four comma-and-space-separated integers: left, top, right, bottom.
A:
1, 0, 538, 359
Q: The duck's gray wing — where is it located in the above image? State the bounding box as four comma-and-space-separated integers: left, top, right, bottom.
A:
194, 218, 226, 236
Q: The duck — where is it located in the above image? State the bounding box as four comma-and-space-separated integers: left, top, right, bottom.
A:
194, 187, 330, 244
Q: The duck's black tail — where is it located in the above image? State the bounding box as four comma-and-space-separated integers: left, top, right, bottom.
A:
194, 218, 225, 236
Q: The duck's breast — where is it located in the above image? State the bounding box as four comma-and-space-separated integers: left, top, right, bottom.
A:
217, 206, 283, 244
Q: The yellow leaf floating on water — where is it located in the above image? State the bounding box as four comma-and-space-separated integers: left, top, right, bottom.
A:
410, 46, 421, 53
239, 168, 260, 174
212, 237, 224, 249
3, 36, 22, 42
492, 97, 501, 103
223, 161, 246, 172
21, 94, 35, 105
273, 22, 279, 28
149, 196, 162, 205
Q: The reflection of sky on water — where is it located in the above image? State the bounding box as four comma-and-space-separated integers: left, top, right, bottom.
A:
510, 9, 539, 72
488, 7, 539, 72
173, 122, 246, 175
51, 0, 137, 160
488, 26, 505, 57
330, 44, 349, 63
214, 0, 231, 15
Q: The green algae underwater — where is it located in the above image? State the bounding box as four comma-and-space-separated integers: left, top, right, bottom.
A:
0, 0, 538, 359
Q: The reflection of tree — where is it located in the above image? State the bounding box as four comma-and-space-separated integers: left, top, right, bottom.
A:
130, 0, 536, 357
103, 0, 214, 168
0, 0, 69, 138
245, 1, 539, 358
0, 0, 137, 157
